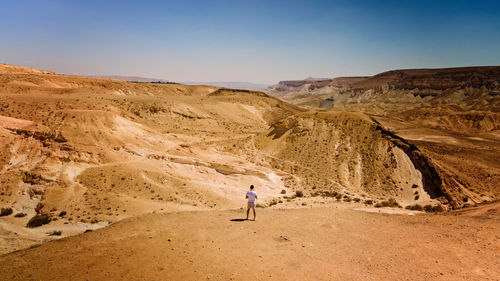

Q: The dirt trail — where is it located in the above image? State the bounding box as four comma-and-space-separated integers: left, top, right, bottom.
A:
1, 205, 499, 281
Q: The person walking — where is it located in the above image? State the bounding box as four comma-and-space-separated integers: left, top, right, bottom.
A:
246, 185, 258, 221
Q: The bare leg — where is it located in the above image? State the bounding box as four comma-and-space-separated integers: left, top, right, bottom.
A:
253, 208, 256, 221
246, 208, 249, 220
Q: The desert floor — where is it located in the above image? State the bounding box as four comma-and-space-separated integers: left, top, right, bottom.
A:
1, 202, 499, 281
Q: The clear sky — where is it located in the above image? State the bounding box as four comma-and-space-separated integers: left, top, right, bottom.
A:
1, 0, 499, 84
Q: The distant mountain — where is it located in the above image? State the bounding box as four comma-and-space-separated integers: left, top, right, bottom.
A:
267, 66, 500, 109
184, 81, 270, 90
269, 66, 500, 95
87, 76, 269, 90
87, 75, 172, 83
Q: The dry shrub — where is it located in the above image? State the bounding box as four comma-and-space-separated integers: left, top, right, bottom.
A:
321, 191, 339, 197
0, 208, 13, 216
431, 205, 444, 212
364, 199, 373, 205
295, 191, 303, 198
49, 230, 62, 236
353, 198, 361, 202
423, 204, 444, 212
280, 189, 286, 194
27, 214, 51, 228
14, 212, 27, 217
405, 204, 424, 211
381, 198, 401, 208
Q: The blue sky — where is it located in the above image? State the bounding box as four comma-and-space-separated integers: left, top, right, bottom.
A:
1, 0, 499, 84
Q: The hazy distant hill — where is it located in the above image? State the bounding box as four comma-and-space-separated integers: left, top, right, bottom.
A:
184, 81, 270, 90
87, 75, 172, 83
87, 75, 269, 90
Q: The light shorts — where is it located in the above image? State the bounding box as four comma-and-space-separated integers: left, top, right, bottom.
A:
247, 202, 256, 209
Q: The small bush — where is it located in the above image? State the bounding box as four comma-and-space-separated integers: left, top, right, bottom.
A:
374, 203, 383, 208
405, 204, 423, 211
353, 198, 361, 202
335, 194, 342, 200
380, 198, 401, 208
414, 195, 420, 200
295, 191, 304, 198
49, 230, 62, 236
431, 205, 444, 212
14, 213, 27, 218
420, 204, 444, 212
343, 197, 352, 202
27, 214, 51, 228
412, 184, 418, 188
280, 190, 286, 194
330, 191, 339, 197
59, 211, 67, 217
35, 202, 44, 214
364, 200, 373, 205
0, 208, 13, 216
423, 205, 433, 212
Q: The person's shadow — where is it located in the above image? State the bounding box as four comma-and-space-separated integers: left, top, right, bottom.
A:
230, 218, 247, 222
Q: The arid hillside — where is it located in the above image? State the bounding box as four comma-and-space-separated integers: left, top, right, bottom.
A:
0, 64, 498, 256
267, 66, 500, 110
266, 66, 500, 210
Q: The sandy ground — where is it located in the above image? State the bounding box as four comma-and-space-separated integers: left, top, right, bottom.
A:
1, 203, 499, 281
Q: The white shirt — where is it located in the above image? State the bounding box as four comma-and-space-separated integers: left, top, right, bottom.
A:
246, 191, 257, 203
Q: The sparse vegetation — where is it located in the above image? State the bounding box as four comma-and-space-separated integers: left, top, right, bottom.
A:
423, 204, 444, 212
27, 214, 51, 228
295, 191, 304, 198
268, 200, 278, 207
14, 212, 27, 217
280, 189, 286, 194
405, 204, 424, 211
0, 207, 13, 216
353, 198, 361, 202
378, 198, 401, 208
49, 230, 62, 236
431, 205, 444, 212
364, 199, 373, 205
